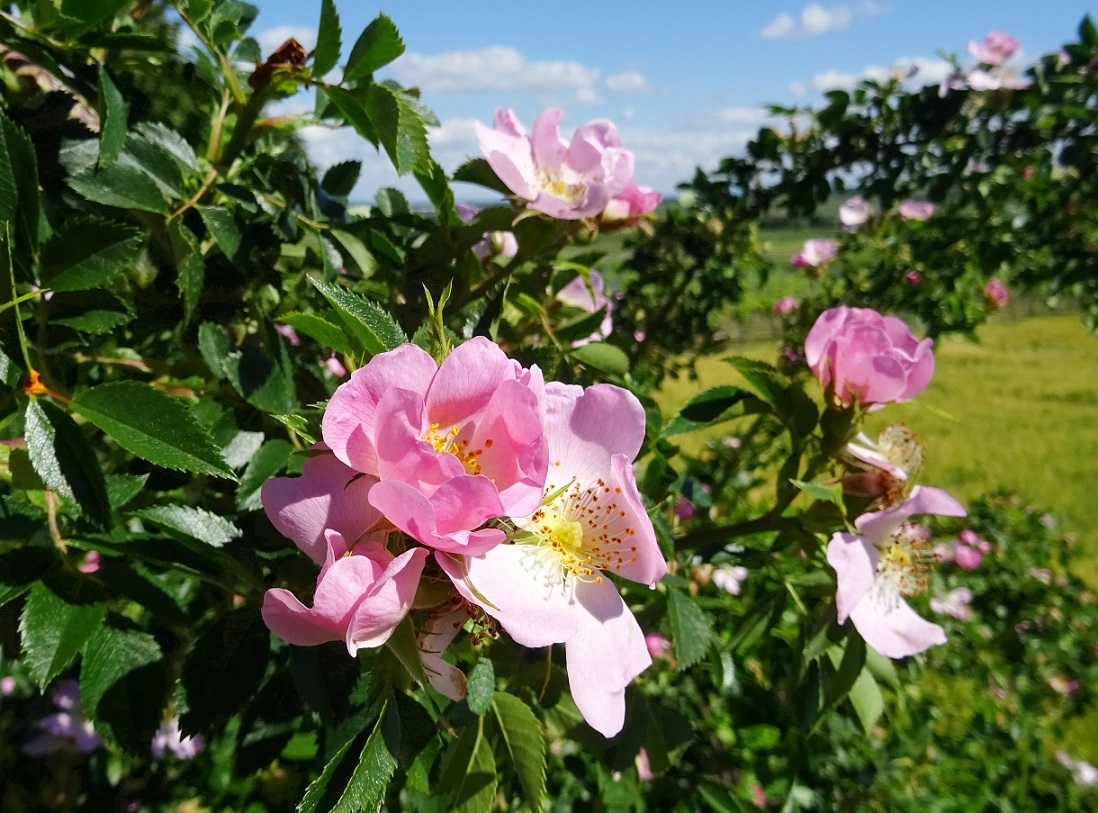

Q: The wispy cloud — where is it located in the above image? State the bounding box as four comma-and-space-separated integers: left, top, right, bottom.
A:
809, 56, 953, 91
606, 71, 649, 93
761, 2, 883, 40
389, 46, 600, 93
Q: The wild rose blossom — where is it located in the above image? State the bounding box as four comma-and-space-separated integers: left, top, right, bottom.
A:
772, 296, 799, 316
827, 486, 967, 658
476, 108, 635, 220
645, 632, 671, 659
602, 181, 662, 225
984, 278, 1009, 309
847, 425, 924, 482
438, 382, 666, 737
898, 200, 935, 221
805, 306, 935, 409
322, 338, 548, 554
790, 238, 838, 268
556, 270, 613, 346
456, 202, 518, 260
968, 31, 1020, 66
839, 196, 871, 229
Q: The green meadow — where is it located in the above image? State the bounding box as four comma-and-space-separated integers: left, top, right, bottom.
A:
657, 312, 1098, 585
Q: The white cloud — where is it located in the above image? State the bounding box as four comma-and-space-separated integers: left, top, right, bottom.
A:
621, 106, 636, 120
761, 2, 882, 40
389, 46, 600, 93
575, 87, 602, 105
255, 25, 317, 56
606, 71, 649, 93
809, 56, 953, 91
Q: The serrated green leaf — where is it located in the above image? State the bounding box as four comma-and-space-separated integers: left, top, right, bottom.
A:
105, 473, 148, 510
848, 664, 885, 734
237, 439, 293, 511
80, 623, 166, 752
20, 581, 107, 691
0, 111, 42, 249
71, 381, 236, 480
492, 692, 546, 811
789, 478, 845, 508
571, 342, 629, 376
725, 355, 786, 407
39, 217, 141, 293
466, 658, 495, 716
198, 205, 242, 259
52, 310, 131, 334
415, 158, 460, 224
0, 346, 22, 387
133, 122, 199, 174
322, 160, 361, 198
661, 385, 753, 437
68, 162, 169, 214
59, 0, 130, 28
169, 219, 205, 321
135, 504, 242, 547
344, 13, 405, 83
97, 65, 128, 168
451, 721, 497, 813
365, 83, 429, 174
297, 727, 365, 813
0, 115, 19, 229
452, 158, 513, 197
329, 228, 378, 277
667, 588, 714, 669
311, 278, 406, 355
278, 312, 357, 356
0, 548, 55, 607
332, 698, 400, 813
313, 0, 342, 78
24, 399, 112, 527
327, 87, 379, 146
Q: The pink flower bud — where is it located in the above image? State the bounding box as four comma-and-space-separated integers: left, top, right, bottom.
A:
645, 632, 670, 659
954, 544, 983, 570
898, 200, 935, 221
984, 278, 1009, 310
904, 271, 921, 286
772, 296, 799, 316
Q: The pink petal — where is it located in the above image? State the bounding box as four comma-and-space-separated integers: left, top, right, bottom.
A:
262, 589, 342, 646
322, 344, 438, 473
602, 454, 666, 586
567, 119, 621, 173
425, 337, 513, 430
418, 607, 469, 701
827, 532, 877, 624
564, 578, 651, 738
261, 444, 381, 564
855, 486, 966, 545
545, 382, 647, 487
373, 387, 459, 493
849, 594, 946, 658
436, 547, 578, 647
367, 478, 505, 554
477, 123, 536, 200
345, 547, 429, 654
531, 108, 567, 172
493, 107, 527, 138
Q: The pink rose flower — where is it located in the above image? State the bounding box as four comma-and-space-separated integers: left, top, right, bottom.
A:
476, 108, 635, 220
839, 196, 871, 229
636, 748, 654, 781
1, 676, 15, 696
556, 270, 613, 346
322, 339, 549, 554
954, 544, 983, 570
804, 306, 935, 409
791, 238, 838, 268
645, 632, 671, 659
984, 278, 1009, 310
78, 550, 101, 574
326, 353, 348, 378
602, 181, 662, 225
904, 270, 921, 286
275, 323, 301, 346
898, 200, 935, 221
772, 296, 799, 316
968, 31, 1020, 66
827, 486, 967, 658
438, 382, 667, 737
673, 496, 695, 521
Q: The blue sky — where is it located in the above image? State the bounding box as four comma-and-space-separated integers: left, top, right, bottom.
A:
232, 1, 1096, 201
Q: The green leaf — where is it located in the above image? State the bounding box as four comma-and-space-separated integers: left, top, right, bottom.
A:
492, 692, 546, 811
39, 217, 141, 293
0, 111, 43, 249
0, 548, 55, 608
848, 664, 885, 734
96, 65, 128, 168
24, 399, 112, 527
134, 504, 242, 548
414, 159, 459, 225
329, 229, 378, 277
0, 346, 22, 387
452, 158, 513, 197
237, 439, 294, 511
725, 356, 786, 408
313, 0, 342, 78
133, 122, 200, 174
58, 0, 130, 28
279, 312, 357, 356
466, 658, 495, 716
68, 162, 169, 214
344, 13, 405, 83
71, 381, 236, 481
571, 342, 629, 376
169, 219, 205, 321
322, 160, 361, 198
297, 730, 364, 813
311, 278, 406, 355
80, 623, 167, 752
181, 609, 270, 733
449, 721, 497, 813
328, 88, 379, 146
667, 588, 714, 669
198, 205, 242, 259
661, 385, 754, 437
332, 698, 401, 813
20, 581, 107, 691
789, 478, 845, 508
52, 310, 131, 334
365, 83, 429, 174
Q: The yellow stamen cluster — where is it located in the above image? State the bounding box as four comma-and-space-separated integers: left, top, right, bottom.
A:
878, 424, 925, 477
529, 476, 639, 583
535, 167, 586, 206
875, 521, 934, 602
423, 422, 491, 476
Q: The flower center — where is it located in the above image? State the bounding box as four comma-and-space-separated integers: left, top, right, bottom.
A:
534, 167, 587, 206
877, 425, 924, 477
873, 522, 934, 605
524, 474, 640, 583
423, 422, 490, 476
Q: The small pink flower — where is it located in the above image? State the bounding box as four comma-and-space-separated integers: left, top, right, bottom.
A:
476, 108, 635, 220
929, 587, 973, 619
645, 632, 671, 659
456, 203, 518, 260
828, 487, 967, 658
752, 784, 767, 809
636, 747, 654, 781
839, 196, 871, 229
959, 529, 978, 545
984, 278, 1009, 310
1, 676, 15, 696
22, 679, 101, 757
791, 238, 838, 268
933, 542, 955, 562
954, 544, 983, 570
968, 31, 1020, 66
275, 323, 301, 346
602, 181, 662, 225
804, 306, 935, 410
78, 551, 100, 574
772, 296, 799, 316
712, 565, 749, 596
898, 200, 935, 221
674, 496, 695, 521
556, 271, 613, 346
904, 271, 921, 286
322, 339, 549, 554
326, 352, 348, 378
151, 718, 204, 760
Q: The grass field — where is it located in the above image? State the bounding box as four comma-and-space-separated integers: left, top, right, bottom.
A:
657, 313, 1098, 586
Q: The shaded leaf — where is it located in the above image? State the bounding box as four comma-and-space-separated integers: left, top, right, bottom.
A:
492, 692, 546, 811
20, 580, 107, 691
571, 342, 629, 376
39, 217, 141, 293
96, 65, 128, 168
333, 698, 401, 812
169, 219, 205, 321
237, 439, 294, 511
661, 385, 755, 437
466, 658, 495, 716
51, 310, 131, 334
198, 204, 242, 259
0, 113, 43, 249
667, 588, 714, 669
365, 82, 429, 174
278, 312, 357, 356
68, 163, 168, 214
322, 160, 361, 198
453, 158, 512, 197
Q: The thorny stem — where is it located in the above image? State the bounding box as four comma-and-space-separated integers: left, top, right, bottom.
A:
169, 167, 220, 221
